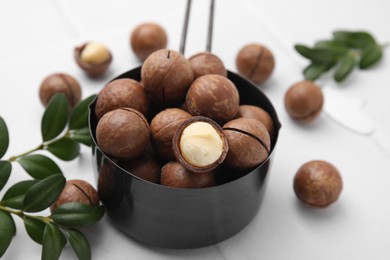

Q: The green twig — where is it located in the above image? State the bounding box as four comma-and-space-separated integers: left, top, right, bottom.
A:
7, 144, 44, 162
0, 204, 51, 224
7, 129, 71, 162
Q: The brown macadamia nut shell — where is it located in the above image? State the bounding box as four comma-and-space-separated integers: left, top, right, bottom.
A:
223, 118, 270, 169
236, 105, 274, 138
284, 80, 324, 123
95, 78, 149, 119
51, 179, 99, 212
150, 108, 192, 160
161, 161, 216, 189
120, 155, 161, 184
75, 42, 112, 77
131, 23, 168, 61
39, 73, 82, 109
96, 108, 150, 160
188, 52, 227, 79
293, 160, 343, 207
186, 74, 240, 124
141, 49, 193, 105
236, 43, 275, 84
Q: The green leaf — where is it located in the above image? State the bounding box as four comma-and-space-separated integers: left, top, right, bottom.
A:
69, 95, 96, 130
308, 48, 339, 64
303, 63, 328, 81
334, 54, 357, 82
46, 137, 80, 161
295, 44, 339, 63
23, 174, 66, 213
1, 180, 39, 209
314, 40, 349, 54
0, 211, 16, 257
294, 44, 312, 59
359, 44, 383, 69
64, 229, 91, 260
17, 154, 62, 180
24, 218, 46, 245
51, 202, 105, 227
0, 117, 9, 158
0, 160, 12, 191
41, 223, 65, 260
41, 93, 68, 142
70, 128, 92, 146
333, 31, 377, 49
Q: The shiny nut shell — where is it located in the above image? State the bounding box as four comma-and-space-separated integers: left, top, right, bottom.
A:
130, 23, 168, 61
172, 116, 228, 173
96, 108, 150, 160
188, 51, 227, 79
236, 105, 274, 138
161, 161, 216, 189
95, 78, 149, 119
284, 80, 324, 123
120, 154, 161, 184
141, 49, 193, 104
150, 108, 192, 160
51, 179, 99, 212
294, 160, 342, 207
223, 118, 270, 169
236, 43, 275, 84
186, 74, 239, 124
39, 73, 82, 109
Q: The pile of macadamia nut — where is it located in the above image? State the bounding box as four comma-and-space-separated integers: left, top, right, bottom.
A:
36, 19, 343, 208
94, 44, 276, 189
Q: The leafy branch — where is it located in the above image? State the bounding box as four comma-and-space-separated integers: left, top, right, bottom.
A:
0, 93, 104, 260
295, 30, 387, 82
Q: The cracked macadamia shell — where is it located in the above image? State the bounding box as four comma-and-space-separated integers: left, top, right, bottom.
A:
130, 23, 168, 61
39, 73, 82, 109
188, 51, 227, 79
293, 160, 342, 207
51, 179, 99, 212
236, 43, 275, 85
236, 105, 274, 138
284, 80, 324, 123
150, 108, 192, 160
74, 42, 112, 77
185, 74, 240, 124
141, 49, 193, 105
172, 116, 228, 173
95, 78, 149, 119
96, 108, 150, 160
161, 161, 216, 189
223, 118, 270, 169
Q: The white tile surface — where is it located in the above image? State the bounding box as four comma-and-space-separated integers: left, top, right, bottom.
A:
1, 0, 390, 259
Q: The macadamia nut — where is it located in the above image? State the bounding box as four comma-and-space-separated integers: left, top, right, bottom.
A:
131, 23, 168, 61
189, 52, 227, 79
80, 42, 111, 65
96, 108, 150, 160
236, 43, 275, 84
180, 122, 223, 167
173, 116, 228, 173
39, 73, 82, 109
51, 179, 99, 212
294, 160, 342, 207
284, 80, 324, 123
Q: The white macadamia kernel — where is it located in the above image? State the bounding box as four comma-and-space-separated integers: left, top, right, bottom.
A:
179, 122, 223, 167
81, 42, 110, 65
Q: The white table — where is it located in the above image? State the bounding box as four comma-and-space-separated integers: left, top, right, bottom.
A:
1, 0, 390, 259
